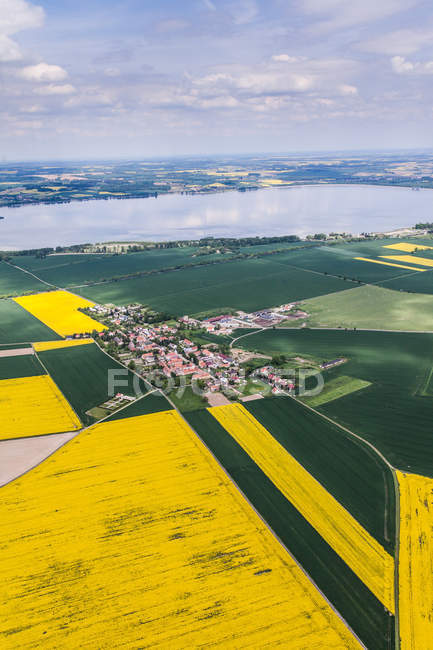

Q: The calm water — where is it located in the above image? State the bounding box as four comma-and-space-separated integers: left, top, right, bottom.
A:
1, 184, 432, 250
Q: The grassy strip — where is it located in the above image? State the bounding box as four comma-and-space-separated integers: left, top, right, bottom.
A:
185, 408, 395, 650
303, 375, 371, 406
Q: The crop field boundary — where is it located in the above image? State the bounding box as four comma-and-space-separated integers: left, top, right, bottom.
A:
254, 253, 365, 286
288, 394, 401, 649
3, 259, 57, 289
33, 346, 83, 426
0, 385, 165, 488
171, 400, 365, 648
81, 263, 347, 307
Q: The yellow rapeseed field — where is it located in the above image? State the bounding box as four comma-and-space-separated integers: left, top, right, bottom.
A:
33, 337, 94, 352
0, 374, 81, 440
382, 242, 433, 253
354, 257, 426, 271
209, 403, 395, 613
14, 290, 107, 337
397, 471, 433, 650
381, 254, 433, 268
0, 410, 361, 649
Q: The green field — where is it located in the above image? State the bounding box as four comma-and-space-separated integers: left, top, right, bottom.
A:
236, 327, 433, 475
245, 397, 395, 550
36, 343, 150, 425
302, 284, 433, 331
169, 386, 208, 412
185, 408, 394, 650
12, 248, 231, 287
0, 261, 48, 296
378, 268, 433, 293
77, 257, 350, 313
0, 351, 44, 380
304, 374, 371, 406
0, 300, 60, 344
262, 237, 433, 284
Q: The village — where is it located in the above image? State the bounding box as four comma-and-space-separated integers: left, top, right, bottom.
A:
84, 301, 308, 404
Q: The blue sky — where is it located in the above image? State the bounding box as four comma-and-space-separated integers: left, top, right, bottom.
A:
1, 0, 433, 159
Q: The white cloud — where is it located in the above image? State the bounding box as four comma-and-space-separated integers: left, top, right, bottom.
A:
271, 54, 301, 63
34, 83, 75, 95
200, 95, 239, 108
391, 55, 433, 74
230, 0, 258, 25
301, 0, 419, 31
339, 83, 358, 95
0, 34, 21, 61
19, 103, 43, 113
0, 0, 44, 34
19, 62, 68, 82
0, 0, 44, 61
391, 55, 415, 73
361, 28, 433, 55
64, 89, 114, 107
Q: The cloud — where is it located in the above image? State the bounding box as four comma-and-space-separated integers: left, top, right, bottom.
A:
190, 57, 357, 101
300, 0, 419, 31
361, 28, 433, 55
34, 83, 76, 95
339, 84, 358, 95
230, 0, 258, 25
391, 55, 433, 74
19, 62, 68, 82
391, 55, 415, 73
64, 89, 114, 108
0, 34, 21, 61
271, 54, 302, 63
0, 0, 44, 61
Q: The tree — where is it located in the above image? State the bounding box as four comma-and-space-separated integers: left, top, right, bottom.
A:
128, 360, 136, 371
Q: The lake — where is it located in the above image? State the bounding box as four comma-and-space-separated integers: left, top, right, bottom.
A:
1, 184, 432, 250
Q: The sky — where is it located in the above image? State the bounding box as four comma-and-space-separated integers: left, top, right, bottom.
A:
1, 0, 433, 159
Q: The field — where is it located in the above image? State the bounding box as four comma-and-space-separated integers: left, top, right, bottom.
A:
304, 375, 371, 406
302, 284, 433, 331
185, 407, 394, 649
235, 328, 433, 475
378, 270, 433, 294
397, 471, 433, 649
169, 385, 209, 412
14, 290, 107, 337
244, 396, 395, 549
0, 374, 81, 440
0, 410, 361, 648
36, 342, 149, 424
264, 242, 418, 283
0, 261, 48, 297
0, 300, 60, 345
0, 349, 44, 380
78, 257, 350, 313
209, 403, 395, 612
12, 247, 229, 287
33, 338, 94, 352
